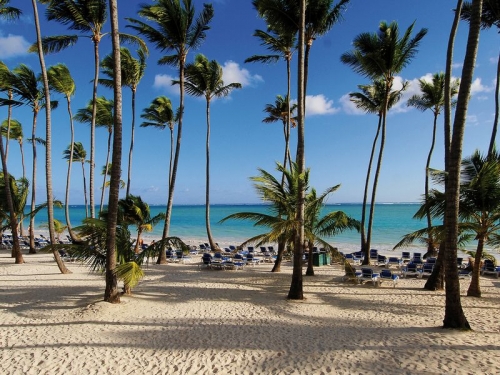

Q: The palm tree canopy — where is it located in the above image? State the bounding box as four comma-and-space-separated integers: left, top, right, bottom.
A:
127, 0, 214, 67
47, 63, 76, 98
177, 53, 242, 100
73, 96, 113, 129
349, 79, 408, 115
63, 141, 87, 163
461, 0, 500, 30
245, 28, 297, 64
140, 96, 174, 130
407, 72, 460, 114
262, 94, 298, 126
0, 0, 22, 21
1, 119, 23, 141
100, 47, 147, 91
340, 21, 428, 81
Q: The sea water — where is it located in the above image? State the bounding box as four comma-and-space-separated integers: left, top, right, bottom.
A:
25, 203, 434, 253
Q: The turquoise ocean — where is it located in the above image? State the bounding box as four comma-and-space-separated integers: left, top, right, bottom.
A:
26, 203, 441, 254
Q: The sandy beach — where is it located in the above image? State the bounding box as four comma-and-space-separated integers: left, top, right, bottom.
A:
1, 250, 500, 375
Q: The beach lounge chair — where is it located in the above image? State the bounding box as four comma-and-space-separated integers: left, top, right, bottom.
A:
480, 259, 500, 278
458, 268, 472, 279
369, 249, 378, 263
412, 252, 423, 264
401, 251, 411, 263
199, 253, 213, 269
246, 253, 261, 265
376, 254, 387, 266
386, 256, 403, 268
345, 253, 361, 265
342, 260, 362, 283
356, 268, 380, 286
247, 246, 255, 253
379, 269, 399, 287
421, 263, 434, 278
402, 263, 422, 278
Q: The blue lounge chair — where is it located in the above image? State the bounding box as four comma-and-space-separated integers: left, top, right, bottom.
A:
403, 263, 422, 278
421, 263, 434, 278
412, 252, 423, 264
481, 259, 500, 278
356, 268, 380, 286
386, 256, 403, 268
401, 251, 411, 263
369, 249, 378, 263
345, 253, 361, 265
376, 254, 387, 266
379, 269, 399, 287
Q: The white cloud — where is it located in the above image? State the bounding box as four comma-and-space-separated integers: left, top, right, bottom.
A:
222, 61, 263, 87
466, 114, 478, 126
339, 93, 365, 115
470, 78, 493, 95
305, 94, 339, 116
0, 34, 30, 59
153, 74, 178, 95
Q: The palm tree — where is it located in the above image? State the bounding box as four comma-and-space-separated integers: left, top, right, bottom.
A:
442, 0, 482, 330
262, 94, 298, 173
341, 21, 427, 263
178, 53, 241, 251
461, 0, 499, 156
100, 47, 147, 197
101, 162, 125, 194
47, 63, 79, 242
0, 0, 21, 20
63, 142, 88, 218
407, 73, 460, 257
140, 96, 175, 187
349, 80, 407, 264
116, 194, 165, 254
73, 96, 114, 214
36, 0, 146, 219
1, 119, 25, 179
127, 0, 214, 264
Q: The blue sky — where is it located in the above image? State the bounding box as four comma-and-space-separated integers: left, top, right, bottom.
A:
2, 1, 498, 205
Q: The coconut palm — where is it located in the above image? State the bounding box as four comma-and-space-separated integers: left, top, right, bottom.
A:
407, 73, 460, 256
461, 0, 499, 156
127, 0, 214, 264
36, 0, 146, 219
40, 219, 68, 242
101, 163, 125, 194
442, 0, 482, 330
177, 53, 241, 250
348, 79, 407, 263
73, 96, 114, 214
63, 142, 88, 218
99, 47, 147, 197
341, 21, 427, 264
0, 0, 21, 20
1, 119, 25, 178
140, 96, 176, 186
47, 63, 79, 242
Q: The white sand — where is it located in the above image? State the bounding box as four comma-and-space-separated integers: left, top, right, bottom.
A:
1, 251, 500, 375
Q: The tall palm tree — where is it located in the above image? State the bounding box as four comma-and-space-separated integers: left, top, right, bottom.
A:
63, 142, 88, 218
140, 96, 175, 189
127, 0, 214, 264
341, 21, 427, 263
461, 0, 499, 157
407, 73, 460, 257
349, 80, 408, 264
36, 0, 146, 219
262, 94, 298, 173
1, 119, 25, 179
73, 97, 114, 214
178, 53, 241, 250
100, 47, 147, 197
0, 0, 21, 20
442, 0, 482, 330
245, 25, 297, 173
47, 63, 79, 242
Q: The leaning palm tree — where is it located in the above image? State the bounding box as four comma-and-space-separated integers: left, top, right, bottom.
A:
63, 142, 89, 218
36, 0, 146, 219
262, 94, 298, 174
341, 21, 427, 264
1, 119, 25, 179
461, 0, 499, 157
407, 73, 460, 257
99, 47, 147, 197
73, 96, 114, 215
178, 53, 241, 251
47, 63, 79, 242
127, 0, 214, 264
349, 80, 408, 264
140, 96, 176, 187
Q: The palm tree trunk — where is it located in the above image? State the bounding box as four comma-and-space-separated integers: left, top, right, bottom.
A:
65, 99, 79, 242
159, 56, 186, 264
424, 241, 445, 290
134, 228, 142, 254
82, 161, 88, 218
126, 89, 136, 197
467, 236, 485, 297
104, 0, 122, 304
271, 240, 286, 272
361, 115, 382, 259
305, 240, 314, 276
99, 131, 112, 214
205, 100, 216, 250
288, 0, 305, 300
443, 0, 481, 330
5, 91, 12, 161
19, 142, 26, 181
29, 111, 38, 254
169, 127, 174, 187
90, 40, 100, 219
488, 52, 500, 157
424, 113, 438, 256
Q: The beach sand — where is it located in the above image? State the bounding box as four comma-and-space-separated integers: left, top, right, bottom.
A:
1, 251, 500, 375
